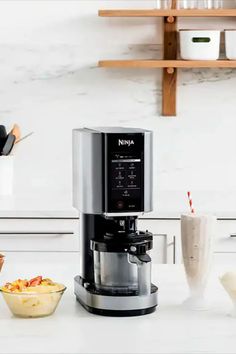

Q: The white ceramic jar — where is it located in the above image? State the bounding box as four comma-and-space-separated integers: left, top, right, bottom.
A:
225, 30, 236, 60
179, 30, 221, 60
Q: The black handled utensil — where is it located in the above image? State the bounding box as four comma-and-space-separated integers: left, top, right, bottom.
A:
0, 125, 7, 138
1, 134, 16, 156
0, 125, 7, 154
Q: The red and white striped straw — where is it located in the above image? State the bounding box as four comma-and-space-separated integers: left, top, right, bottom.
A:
187, 191, 195, 214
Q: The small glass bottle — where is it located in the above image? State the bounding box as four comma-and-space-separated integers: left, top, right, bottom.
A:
204, 0, 213, 8
196, 0, 205, 8
178, 0, 197, 8
164, 0, 172, 9
213, 0, 223, 8
156, 0, 172, 8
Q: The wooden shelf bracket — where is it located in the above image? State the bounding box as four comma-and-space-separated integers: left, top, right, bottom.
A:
162, 15, 178, 116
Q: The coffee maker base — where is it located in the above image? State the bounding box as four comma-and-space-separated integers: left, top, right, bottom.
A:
74, 276, 158, 317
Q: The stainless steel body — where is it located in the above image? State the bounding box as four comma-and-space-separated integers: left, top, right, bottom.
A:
93, 251, 152, 296
129, 254, 151, 296
73, 127, 153, 215
74, 276, 157, 312
73, 128, 103, 214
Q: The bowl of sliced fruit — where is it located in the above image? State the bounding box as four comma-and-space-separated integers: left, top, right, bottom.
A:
0, 276, 66, 318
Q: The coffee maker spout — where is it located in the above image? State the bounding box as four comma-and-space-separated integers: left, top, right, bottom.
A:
129, 253, 152, 296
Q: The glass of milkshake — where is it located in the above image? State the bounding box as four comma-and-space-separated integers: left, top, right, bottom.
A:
181, 214, 216, 310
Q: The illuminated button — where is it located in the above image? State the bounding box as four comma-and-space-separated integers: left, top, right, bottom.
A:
116, 173, 124, 180
128, 183, 137, 188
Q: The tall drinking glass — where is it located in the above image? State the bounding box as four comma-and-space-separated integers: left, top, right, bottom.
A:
181, 214, 216, 310
204, 0, 213, 7
156, 0, 172, 8
196, 0, 205, 8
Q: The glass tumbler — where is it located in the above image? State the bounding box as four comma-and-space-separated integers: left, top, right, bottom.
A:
196, 0, 205, 8
213, 0, 223, 7
220, 272, 236, 317
177, 0, 197, 8
156, 0, 172, 8
181, 214, 216, 310
204, 0, 214, 9
197, 0, 223, 9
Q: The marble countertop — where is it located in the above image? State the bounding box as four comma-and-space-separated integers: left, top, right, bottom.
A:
0, 259, 235, 354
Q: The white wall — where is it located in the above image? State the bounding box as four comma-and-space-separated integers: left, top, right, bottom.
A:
0, 0, 236, 215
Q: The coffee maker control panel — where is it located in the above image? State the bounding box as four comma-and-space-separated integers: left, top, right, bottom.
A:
105, 133, 144, 213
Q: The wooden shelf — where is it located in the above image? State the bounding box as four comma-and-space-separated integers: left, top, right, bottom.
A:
99, 9, 236, 17
99, 60, 236, 69
98, 7, 236, 116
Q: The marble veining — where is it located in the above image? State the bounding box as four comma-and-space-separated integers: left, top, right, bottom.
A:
0, 261, 236, 354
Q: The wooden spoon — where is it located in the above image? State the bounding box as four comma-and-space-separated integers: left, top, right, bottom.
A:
10, 124, 21, 142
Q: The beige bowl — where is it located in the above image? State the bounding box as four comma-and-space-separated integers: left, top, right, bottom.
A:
0, 285, 66, 318
179, 30, 221, 60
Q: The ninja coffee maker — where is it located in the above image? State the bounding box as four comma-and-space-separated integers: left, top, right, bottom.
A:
73, 127, 158, 316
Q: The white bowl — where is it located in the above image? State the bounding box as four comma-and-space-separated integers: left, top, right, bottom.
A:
225, 30, 236, 60
179, 30, 221, 60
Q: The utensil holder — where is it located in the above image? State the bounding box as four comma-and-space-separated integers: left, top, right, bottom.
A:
0, 156, 14, 195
